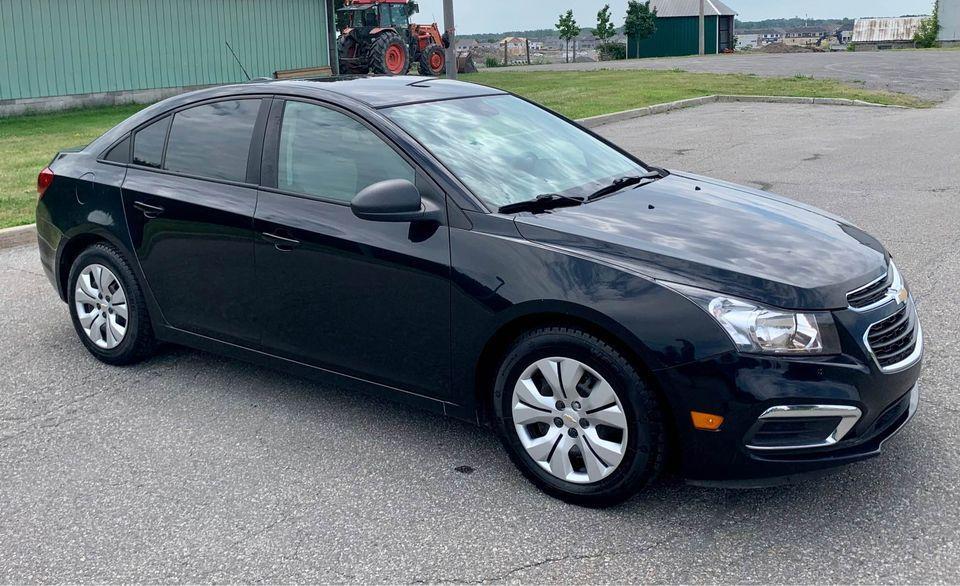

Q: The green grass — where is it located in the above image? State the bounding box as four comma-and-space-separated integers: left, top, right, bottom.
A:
0, 104, 145, 228
0, 69, 930, 229
463, 69, 929, 119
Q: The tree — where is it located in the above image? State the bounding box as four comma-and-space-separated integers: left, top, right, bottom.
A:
594, 4, 618, 61
915, 0, 941, 48
556, 10, 581, 64
595, 5, 616, 43
624, 0, 657, 58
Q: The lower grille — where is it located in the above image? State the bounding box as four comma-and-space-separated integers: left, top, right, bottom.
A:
866, 304, 918, 369
745, 404, 861, 451
747, 417, 843, 449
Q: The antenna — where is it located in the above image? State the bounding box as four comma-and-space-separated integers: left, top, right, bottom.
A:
225, 41, 252, 81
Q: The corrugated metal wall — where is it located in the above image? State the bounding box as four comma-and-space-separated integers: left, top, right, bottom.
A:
0, 0, 330, 101
627, 16, 719, 58
940, 0, 960, 42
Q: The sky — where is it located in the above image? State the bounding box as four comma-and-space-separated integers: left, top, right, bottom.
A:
412, 0, 935, 34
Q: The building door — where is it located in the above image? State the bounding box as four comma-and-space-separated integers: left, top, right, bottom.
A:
719, 16, 732, 51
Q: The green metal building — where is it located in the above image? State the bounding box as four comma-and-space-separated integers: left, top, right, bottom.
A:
627, 0, 736, 59
0, 0, 336, 115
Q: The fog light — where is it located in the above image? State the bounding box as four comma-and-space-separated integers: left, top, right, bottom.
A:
691, 411, 724, 431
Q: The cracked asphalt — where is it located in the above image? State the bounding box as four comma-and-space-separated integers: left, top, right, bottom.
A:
2, 96, 959, 583
500, 50, 960, 103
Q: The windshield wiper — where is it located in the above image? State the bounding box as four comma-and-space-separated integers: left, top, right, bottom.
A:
586, 169, 668, 202
499, 193, 585, 214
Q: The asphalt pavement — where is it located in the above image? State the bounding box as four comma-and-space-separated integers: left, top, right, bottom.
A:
1, 96, 958, 583
500, 50, 960, 102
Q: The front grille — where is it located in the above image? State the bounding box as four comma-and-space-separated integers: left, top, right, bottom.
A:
866, 304, 918, 369
847, 271, 892, 309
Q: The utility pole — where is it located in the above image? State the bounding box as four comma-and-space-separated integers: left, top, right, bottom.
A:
443, 0, 457, 79
699, 0, 705, 55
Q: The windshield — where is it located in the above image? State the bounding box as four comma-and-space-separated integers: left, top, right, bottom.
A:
384, 95, 646, 209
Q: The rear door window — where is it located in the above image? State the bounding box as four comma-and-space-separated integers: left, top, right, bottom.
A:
132, 117, 170, 169
164, 99, 262, 182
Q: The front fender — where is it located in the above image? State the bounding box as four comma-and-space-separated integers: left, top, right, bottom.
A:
450, 218, 734, 414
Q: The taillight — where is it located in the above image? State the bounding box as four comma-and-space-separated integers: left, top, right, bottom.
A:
37, 167, 54, 199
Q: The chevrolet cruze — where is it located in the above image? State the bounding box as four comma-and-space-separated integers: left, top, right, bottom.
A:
36, 76, 922, 506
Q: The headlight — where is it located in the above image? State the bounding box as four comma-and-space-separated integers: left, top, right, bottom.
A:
663, 283, 841, 355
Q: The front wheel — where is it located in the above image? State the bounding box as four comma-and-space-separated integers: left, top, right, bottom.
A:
492, 327, 666, 507
418, 45, 446, 76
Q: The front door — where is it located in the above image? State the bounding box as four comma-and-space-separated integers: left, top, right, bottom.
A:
122, 98, 267, 346
254, 99, 452, 399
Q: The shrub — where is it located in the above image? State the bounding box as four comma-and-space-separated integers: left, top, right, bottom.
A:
915, 1, 941, 48
484, 56, 502, 68
598, 42, 627, 60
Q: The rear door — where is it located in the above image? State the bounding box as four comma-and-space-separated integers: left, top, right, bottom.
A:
122, 98, 268, 346
253, 98, 452, 399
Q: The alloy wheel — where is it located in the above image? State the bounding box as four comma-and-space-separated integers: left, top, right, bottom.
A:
511, 357, 629, 484
74, 264, 128, 349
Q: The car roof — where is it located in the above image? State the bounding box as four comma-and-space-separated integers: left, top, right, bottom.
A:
222, 75, 506, 109
86, 76, 508, 156
268, 75, 506, 108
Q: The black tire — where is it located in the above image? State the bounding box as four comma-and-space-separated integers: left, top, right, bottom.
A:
369, 32, 409, 75
418, 44, 446, 76
67, 242, 156, 365
492, 327, 665, 507
338, 36, 367, 74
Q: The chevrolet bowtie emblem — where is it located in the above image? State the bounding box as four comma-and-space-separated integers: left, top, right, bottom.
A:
892, 287, 909, 305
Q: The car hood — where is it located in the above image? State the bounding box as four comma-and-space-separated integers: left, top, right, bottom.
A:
513, 171, 888, 310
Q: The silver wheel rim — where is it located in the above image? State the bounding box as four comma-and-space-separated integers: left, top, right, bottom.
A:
511, 357, 629, 484
74, 264, 128, 350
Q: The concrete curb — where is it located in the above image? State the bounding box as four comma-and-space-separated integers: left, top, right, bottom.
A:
0, 224, 36, 250
578, 94, 907, 128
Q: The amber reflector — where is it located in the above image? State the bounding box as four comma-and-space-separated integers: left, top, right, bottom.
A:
691, 411, 724, 431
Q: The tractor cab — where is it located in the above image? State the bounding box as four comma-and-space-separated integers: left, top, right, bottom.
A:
336, 0, 447, 77
338, 1, 411, 32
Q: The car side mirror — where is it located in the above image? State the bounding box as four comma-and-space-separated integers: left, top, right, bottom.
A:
351, 179, 442, 223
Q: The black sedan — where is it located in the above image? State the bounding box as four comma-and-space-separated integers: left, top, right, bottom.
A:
36, 76, 922, 506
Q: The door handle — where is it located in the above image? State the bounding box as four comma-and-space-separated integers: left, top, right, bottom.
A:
262, 232, 301, 251
133, 201, 165, 219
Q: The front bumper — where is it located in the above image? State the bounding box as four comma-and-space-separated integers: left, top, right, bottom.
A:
652, 299, 922, 484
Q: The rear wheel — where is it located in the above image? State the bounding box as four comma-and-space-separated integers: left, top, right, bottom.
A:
338, 36, 367, 74
370, 32, 409, 75
67, 242, 156, 365
492, 327, 666, 507
418, 44, 446, 76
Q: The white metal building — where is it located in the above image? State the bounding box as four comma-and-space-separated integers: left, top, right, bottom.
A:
941, 0, 960, 44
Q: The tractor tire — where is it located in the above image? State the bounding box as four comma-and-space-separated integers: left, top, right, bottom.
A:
370, 32, 409, 75
338, 36, 367, 74
418, 45, 446, 76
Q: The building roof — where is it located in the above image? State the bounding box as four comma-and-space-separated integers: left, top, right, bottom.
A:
786, 26, 830, 35
852, 16, 926, 43
650, 0, 736, 18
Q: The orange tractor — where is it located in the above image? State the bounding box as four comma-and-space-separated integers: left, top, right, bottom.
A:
336, 0, 449, 76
